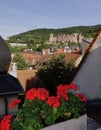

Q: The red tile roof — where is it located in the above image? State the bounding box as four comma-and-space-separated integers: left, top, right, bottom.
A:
37, 52, 81, 63
21, 48, 81, 67
56, 49, 64, 53
65, 53, 81, 63
21, 53, 41, 65
17, 69, 38, 91
17, 52, 81, 91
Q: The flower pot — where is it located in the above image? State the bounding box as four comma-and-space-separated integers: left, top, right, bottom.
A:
42, 114, 87, 130
7, 84, 87, 130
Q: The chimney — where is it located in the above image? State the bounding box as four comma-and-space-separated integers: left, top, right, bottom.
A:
11, 53, 15, 60
64, 48, 67, 53
42, 50, 45, 55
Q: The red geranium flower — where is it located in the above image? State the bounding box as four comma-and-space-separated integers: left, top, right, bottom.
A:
47, 96, 60, 108
57, 84, 69, 101
76, 93, 87, 102
68, 83, 78, 91
26, 88, 38, 101
0, 115, 12, 130
9, 99, 21, 109
37, 88, 49, 101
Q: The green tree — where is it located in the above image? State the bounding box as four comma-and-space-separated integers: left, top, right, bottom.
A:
12, 53, 28, 70
37, 54, 75, 95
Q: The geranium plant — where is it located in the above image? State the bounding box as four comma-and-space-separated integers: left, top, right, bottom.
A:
0, 83, 87, 130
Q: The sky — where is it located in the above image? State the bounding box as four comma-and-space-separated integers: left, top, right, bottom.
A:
0, 0, 101, 38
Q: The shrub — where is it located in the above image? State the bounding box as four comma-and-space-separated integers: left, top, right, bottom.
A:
37, 55, 75, 95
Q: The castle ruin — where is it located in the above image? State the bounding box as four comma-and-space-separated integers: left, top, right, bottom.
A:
49, 33, 83, 44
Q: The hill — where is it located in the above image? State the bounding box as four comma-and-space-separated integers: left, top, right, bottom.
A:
8, 24, 101, 44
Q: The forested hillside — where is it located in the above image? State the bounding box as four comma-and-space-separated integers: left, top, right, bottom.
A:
8, 24, 101, 44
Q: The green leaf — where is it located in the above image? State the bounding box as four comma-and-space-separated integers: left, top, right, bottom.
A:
23, 126, 34, 130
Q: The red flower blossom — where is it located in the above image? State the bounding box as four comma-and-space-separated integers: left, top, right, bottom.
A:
76, 93, 87, 102
57, 84, 68, 93
9, 99, 21, 109
0, 115, 12, 130
37, 88, 49, 101
26, 88, 38, 101
57, 84, 69, 101
68, 83, 78, 91
47, 96, 60, 108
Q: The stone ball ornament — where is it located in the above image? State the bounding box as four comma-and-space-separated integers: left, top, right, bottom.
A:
0, 36, 11, 73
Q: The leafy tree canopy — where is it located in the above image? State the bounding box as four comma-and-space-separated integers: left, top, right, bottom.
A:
12, 53, 28, 70
37, 54, 75, 95
8, 24, 101, 44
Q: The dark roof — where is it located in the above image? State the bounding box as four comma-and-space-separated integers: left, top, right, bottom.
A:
0, 73, 24, 95
0, 36, 11, 72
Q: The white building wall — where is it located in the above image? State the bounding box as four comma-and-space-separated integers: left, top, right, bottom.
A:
9, 62, 17, 78
73, 36, 101, 99
9, 43, 27, 47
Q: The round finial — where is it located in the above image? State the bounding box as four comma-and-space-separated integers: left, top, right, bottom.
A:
0, 36, 11, 73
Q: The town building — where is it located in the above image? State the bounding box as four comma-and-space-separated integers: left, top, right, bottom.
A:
9, 43, 27, 47
73, 29, 101, 100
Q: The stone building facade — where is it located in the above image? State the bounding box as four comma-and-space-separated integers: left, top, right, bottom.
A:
49, 33, 83, 43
